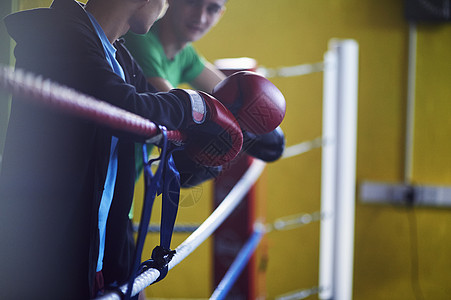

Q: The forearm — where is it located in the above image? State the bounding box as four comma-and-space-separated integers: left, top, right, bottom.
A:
147, 76, 175, 92
190, 62, 226, 93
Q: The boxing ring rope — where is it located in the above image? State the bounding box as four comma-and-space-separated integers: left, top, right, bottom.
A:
138, 209, 323, 234
257, 61, 325, 78
210, 223, 265, 300
0, 66, 185, 144
281, 136, 324, 159
0, 38, 358, 300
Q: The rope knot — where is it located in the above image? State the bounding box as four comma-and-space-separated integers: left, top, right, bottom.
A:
150, 245, 176, 270
138, 245, 176, 281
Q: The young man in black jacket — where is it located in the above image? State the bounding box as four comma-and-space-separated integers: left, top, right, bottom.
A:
0, 0, 243, 298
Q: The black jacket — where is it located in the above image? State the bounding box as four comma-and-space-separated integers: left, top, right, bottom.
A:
0, 0, 191, 298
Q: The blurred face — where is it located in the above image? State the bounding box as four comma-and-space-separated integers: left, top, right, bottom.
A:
130, 0, 167, 34
167, 0, 226, 43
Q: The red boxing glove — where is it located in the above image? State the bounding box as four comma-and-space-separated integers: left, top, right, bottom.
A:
212, 71, 286, 135
172, 89, 243, 167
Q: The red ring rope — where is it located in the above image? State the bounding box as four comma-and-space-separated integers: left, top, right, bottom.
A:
0, 65, 186, 143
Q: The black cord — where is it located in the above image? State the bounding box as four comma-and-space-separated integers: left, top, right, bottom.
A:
406, 206, 426, 300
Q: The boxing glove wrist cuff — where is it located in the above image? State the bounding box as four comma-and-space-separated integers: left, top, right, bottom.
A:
175, 89, 207, 125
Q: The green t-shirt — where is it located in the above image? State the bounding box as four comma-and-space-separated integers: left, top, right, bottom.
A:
124, 22, 206, 87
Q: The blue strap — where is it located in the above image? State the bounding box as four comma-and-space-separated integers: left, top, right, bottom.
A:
151, 147, 181, 281
124, 130, 168, 299
124, 130, 182, 299
160, 149, 181, 249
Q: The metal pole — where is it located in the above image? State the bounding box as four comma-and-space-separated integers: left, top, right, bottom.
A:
405, 22, 417, 184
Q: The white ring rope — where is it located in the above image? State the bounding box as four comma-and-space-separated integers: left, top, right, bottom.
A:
258, 62, 324, 78
281, 137, 324, 159
214, 58, 323, 79
275, 286, 321, 300
97, 159, 267, 300
266, 211, 323, 233
142, 209, 324, 235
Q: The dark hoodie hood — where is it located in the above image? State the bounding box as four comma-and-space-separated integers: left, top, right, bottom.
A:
5, 0, 90, 46
5, 8, 53, 44
4, 0, 103, 90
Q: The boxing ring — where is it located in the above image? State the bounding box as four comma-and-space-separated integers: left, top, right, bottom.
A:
0, 38, 358, 300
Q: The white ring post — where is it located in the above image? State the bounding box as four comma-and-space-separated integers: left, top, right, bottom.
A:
319, 39, 359, 300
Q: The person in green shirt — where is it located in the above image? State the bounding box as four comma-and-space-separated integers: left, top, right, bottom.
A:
125, 0, 285, 182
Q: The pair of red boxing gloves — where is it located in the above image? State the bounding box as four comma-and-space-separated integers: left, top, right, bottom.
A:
172, 71, 286, 169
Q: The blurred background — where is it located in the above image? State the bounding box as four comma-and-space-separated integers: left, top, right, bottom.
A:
1, 0, 451, 299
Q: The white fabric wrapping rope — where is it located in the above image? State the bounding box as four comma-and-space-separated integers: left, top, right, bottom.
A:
258, 62, 324, 78
97, 159, 266, 300
282, 137, 324, 159
275, 286, 321, 300
168, 159, 266, 269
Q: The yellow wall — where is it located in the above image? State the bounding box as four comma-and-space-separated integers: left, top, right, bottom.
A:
3, 0, 451, 299
195, 0, 451, 299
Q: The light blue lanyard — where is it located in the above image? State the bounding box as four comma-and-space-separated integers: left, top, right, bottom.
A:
86, 10, 125, 272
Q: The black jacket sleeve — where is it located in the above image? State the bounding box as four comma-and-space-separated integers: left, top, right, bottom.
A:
4, 3, 191, 133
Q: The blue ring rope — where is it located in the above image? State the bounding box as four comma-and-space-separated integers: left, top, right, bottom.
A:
209, 225, 265, 300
